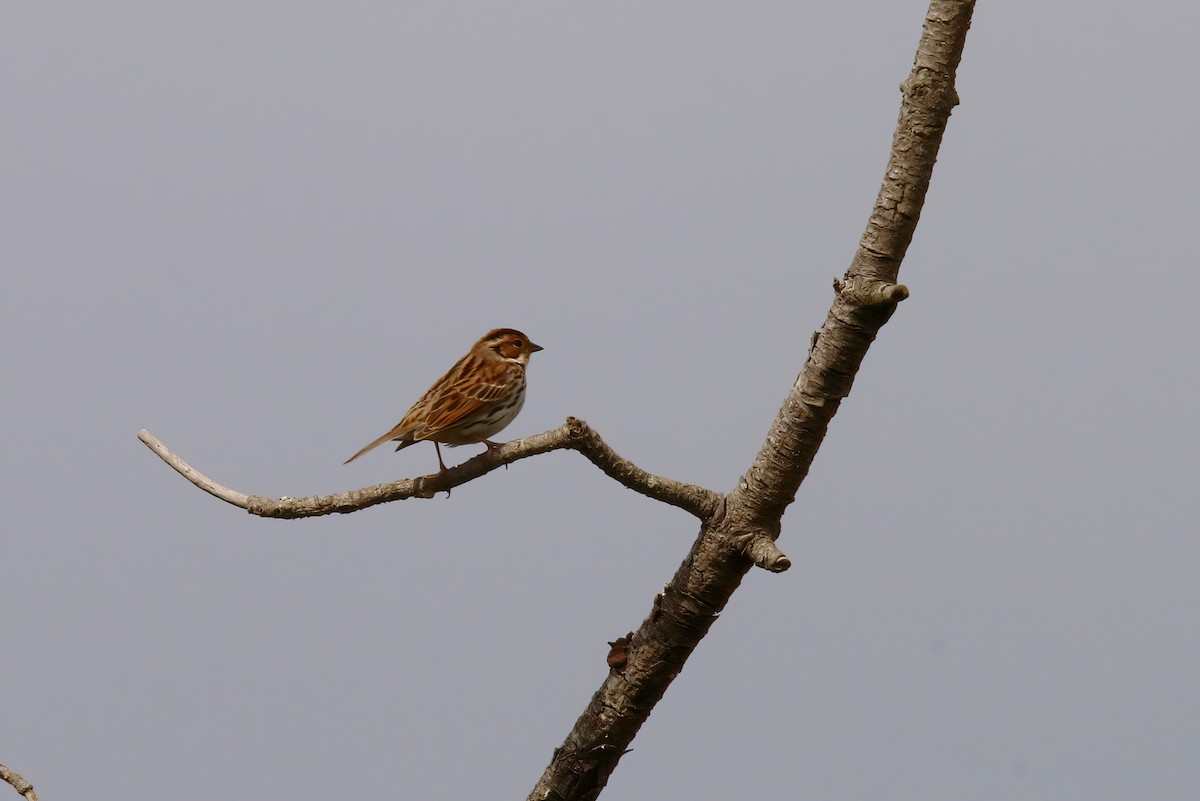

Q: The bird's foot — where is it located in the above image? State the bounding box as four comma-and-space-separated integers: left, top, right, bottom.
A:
483, 440, 509, 469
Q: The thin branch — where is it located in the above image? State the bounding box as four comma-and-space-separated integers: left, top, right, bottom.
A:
563, 419, 722, 518
138, 429, 249, 507
138, 418, 722, 520
0, 764, 38, 801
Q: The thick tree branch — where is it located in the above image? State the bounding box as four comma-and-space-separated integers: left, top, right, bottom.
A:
729, 0, 973, 527
528, 2, 975, 798
138, 418, 721, 520
0, 764, 37, 801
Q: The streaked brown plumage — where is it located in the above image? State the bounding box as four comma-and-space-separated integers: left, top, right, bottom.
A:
344, 328, 543, 471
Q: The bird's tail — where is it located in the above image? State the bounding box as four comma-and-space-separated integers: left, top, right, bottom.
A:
343, 428, 409, 464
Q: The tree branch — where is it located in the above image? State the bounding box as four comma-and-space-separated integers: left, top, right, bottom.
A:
528, 2, 975, 798
138, 418, 722, 521
729, 0, 974, 527
0, 764, 38, 801
134, 3, 973, 799
139, 428, 250, 508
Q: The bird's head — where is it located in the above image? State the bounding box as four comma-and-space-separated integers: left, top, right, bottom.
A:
478, 328, 543, 365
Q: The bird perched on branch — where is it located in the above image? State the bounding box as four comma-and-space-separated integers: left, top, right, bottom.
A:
344, 328, 543, 472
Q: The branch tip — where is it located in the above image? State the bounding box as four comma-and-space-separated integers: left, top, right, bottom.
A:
138, 429, 251, 509
765, 554, 792, 573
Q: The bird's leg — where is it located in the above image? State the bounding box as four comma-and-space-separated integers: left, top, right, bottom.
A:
432, 442, 453, 497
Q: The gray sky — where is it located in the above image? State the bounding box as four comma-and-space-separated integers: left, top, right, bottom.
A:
4, 2, 1198, 799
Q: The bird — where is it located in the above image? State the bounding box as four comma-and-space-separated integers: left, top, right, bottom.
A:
344, 328, 543, 472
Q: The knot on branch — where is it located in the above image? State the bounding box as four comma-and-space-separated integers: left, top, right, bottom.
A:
565, 415, 592, 442
900, 73, 960, 113
606, 632, 634, 671
834, 276, 910, 308
733, 529, 791, 573
0, 763, 38, 801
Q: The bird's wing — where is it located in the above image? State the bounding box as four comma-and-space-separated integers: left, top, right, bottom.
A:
417, 361, 515, 438
341, 357, 469, 463
343, 355, 516, 461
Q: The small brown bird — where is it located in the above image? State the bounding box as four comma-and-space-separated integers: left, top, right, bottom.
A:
344, 328, 543, 471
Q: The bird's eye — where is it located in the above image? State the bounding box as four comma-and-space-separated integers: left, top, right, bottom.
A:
513, 339, 523, 348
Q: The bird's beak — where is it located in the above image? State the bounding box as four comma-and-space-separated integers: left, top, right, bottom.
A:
529, 341, 544, 353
